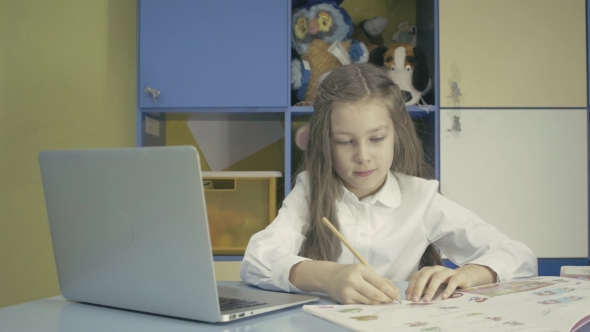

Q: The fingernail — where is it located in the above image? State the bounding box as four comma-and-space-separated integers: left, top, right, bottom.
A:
442, 293, 449, 300
424, 294, 431, 302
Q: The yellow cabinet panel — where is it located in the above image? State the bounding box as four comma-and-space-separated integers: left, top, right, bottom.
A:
440, 0, 587, 108
214, 261, 242, 281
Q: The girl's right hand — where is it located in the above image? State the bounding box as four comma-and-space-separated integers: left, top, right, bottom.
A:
322, 263, 400, 304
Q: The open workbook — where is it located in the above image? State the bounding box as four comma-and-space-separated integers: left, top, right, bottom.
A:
303, 276, 590, 332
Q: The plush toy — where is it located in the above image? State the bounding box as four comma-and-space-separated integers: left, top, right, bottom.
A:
291, 0, 369, 105
295, 122, 310, 152
352, 16, 387, 52
369, 43, 431, 106
391, 21, 417, 46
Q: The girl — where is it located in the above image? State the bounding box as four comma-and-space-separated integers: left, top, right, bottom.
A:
240, 63, 537, 305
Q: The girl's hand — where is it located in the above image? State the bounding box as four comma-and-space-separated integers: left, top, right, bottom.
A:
406, 264, 497, 302
324, 263, 400, 305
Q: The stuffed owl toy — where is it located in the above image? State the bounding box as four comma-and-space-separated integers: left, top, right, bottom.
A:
291, 0, 369, 105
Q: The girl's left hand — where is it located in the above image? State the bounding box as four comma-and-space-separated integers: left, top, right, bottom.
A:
406, 264, 497, 302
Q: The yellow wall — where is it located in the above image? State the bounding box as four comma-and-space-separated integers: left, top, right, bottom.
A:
0, 0, 137, 308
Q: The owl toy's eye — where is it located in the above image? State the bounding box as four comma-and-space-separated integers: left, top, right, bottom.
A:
318, 12, 332, 31
295, 17, 307, 39
405, 65, 412, 71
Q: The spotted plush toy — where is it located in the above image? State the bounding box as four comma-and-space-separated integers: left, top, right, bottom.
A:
369, 43, 432, 106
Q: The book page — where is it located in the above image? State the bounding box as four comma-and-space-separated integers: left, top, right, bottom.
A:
441, 277, 590, 332
303, 277, 590, 332
303, 301, 555, 332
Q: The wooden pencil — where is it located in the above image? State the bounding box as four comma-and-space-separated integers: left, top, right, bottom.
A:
321, 217, 374, 272
321, 217, 401, 304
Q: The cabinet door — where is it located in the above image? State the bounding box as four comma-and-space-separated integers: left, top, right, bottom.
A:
139, 0, 289, 108
440, 109, 588, 258
439, 0, 587, 108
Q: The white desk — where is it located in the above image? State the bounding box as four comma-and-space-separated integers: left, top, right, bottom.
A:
0, 281, 409, 332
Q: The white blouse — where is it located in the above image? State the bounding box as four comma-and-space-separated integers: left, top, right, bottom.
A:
240, 171, 537, 292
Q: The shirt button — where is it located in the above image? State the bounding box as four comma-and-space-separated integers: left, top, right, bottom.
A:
360, 232, 367, 237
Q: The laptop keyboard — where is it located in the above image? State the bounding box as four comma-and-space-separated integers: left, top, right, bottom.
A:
219, 297, 267, 312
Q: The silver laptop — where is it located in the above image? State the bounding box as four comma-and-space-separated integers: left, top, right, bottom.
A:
39, 145, 318, 322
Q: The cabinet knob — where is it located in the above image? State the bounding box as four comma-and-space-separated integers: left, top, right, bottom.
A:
447, 81, 462, 99
144, 86, 161, 103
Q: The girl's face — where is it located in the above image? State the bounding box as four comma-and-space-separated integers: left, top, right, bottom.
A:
330, 99, 395, 200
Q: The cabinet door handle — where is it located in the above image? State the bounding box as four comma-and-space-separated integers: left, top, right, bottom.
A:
144, 86, 161, 103
447, 81, 462, 99
447, 115, 462, 132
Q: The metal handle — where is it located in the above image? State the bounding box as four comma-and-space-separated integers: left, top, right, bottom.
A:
447, 81, 462, 99
447, 115, 462, 132
144, 86, 161, 103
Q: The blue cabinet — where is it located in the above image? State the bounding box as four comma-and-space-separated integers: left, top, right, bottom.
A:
138, 0, 289, 108
136, 0, 590, 266
137, 0, 440, 192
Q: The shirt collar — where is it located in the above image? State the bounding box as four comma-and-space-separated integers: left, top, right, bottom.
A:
338, 171, 401, 209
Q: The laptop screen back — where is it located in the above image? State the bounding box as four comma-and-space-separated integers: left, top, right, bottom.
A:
40, 146, 221, 320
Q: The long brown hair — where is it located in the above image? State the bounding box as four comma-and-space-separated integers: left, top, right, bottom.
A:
299, 63, 441, 267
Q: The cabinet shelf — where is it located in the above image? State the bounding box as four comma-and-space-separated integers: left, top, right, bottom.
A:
290, 105, 437, 118
139, 108, 289, 114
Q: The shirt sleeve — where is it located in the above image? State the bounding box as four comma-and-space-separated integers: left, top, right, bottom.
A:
422, 191, 538, 282
240, 173, 312, 292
